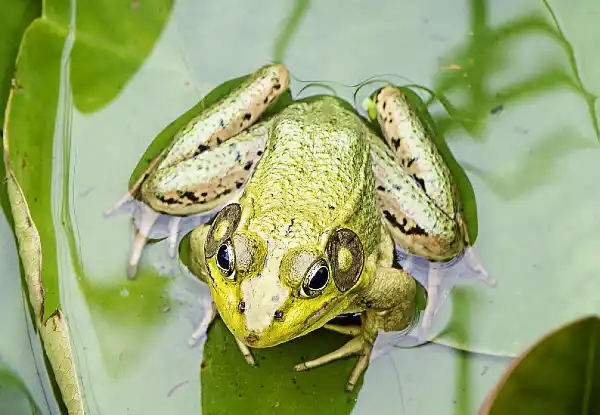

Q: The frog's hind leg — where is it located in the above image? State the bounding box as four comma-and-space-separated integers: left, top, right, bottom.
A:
457, 213, 495, 286
106, 64, 289, 215
370, 86, 493, 337
127, 123, 270, 278
107, 64, 290, 278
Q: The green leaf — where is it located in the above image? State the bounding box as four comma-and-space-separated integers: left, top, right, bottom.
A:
0, 0, 40, 126
70, 0, 174, 113
480, 316, 600, 415
3, 0, 174, 412
201, 320, 360, 415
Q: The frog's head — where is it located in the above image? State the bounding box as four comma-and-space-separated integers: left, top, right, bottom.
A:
196, 202, 367, 348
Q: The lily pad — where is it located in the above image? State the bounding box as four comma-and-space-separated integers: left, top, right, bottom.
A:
202, 320, 361, 415
480, 316, 600, 414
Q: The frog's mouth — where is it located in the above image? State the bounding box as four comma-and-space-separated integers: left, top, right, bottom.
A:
229, 295, 350, 349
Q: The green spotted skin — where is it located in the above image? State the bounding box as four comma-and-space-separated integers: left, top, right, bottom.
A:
140, 64, 289, 215
243, 98, 380, 255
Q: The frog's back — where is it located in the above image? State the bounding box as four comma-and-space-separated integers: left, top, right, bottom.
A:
244, 98, 378, 247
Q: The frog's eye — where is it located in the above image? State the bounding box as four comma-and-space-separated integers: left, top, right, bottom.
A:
325, 228, 364, 292
300, 259, 329, 298
205, 203, 242, 258
216, 240, 236, 280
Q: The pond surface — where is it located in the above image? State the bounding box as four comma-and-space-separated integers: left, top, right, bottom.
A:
2, 0, 600, 413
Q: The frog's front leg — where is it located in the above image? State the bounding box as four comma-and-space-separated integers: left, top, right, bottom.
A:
295, 227, 417, 392
186, 224, 257, 365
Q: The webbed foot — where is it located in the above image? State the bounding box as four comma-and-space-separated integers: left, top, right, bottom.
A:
294, 334, 371, 392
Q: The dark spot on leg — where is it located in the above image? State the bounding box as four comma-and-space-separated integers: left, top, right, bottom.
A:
382, 101, 386, 110
406, 157, 416, 168
274, 310, 284, 320
264, 97, 269, 104
201, 192, 208, 197
195, 144, 210, 155
182, 191, 200, 202
391, 138, 400, 150
257, 150, 263, 156
274, 84, 281, 90
376, 185, 386, 192
235, 181, 245, 189
238, 301, 246, 314
244, 161, 253, 171
413, 175, 426, 192
244, 112, 251, 120
383, 210, 427, 236
216, 137, 222, 145
157, 195, 182, 205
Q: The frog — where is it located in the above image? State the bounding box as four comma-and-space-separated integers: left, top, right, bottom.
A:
108, 63, 489, 391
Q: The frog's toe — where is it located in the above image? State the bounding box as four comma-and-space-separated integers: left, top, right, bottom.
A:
104, 191, 134, 216
167, 217, 182, 258
418, 267, 444, 340
323, 323, 362, 336
464, 248, 496, 286
294, 335, 371, 391
127, 204, 160, 279
235, 339, 256, 366
296, 335, 369, 372
188, 298, 217, 347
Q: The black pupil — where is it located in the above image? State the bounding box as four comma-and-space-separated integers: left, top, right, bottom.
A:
309, 266, 328, 290
216, 243, 231, 270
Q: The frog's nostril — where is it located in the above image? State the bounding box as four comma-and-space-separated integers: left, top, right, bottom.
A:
238, 301, 246, 314
274, 309, 284, 320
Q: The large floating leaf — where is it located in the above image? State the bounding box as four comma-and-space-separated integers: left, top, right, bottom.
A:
480, 316, 600, 414
202, 320, 360, 415
70, 0, 173, 113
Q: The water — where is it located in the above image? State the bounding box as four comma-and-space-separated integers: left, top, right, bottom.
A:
1, 0, 599, 413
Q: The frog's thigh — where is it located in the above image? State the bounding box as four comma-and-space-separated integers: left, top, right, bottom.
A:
142, 124, 269, 216
373, 86, 456, 219
370, 139, 457, 260
156, 64, 289, 172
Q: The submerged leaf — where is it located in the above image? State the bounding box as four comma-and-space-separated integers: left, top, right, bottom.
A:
480, 316, 600, 415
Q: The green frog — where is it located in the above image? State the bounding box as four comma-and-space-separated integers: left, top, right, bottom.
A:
110, 64, 488, 391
